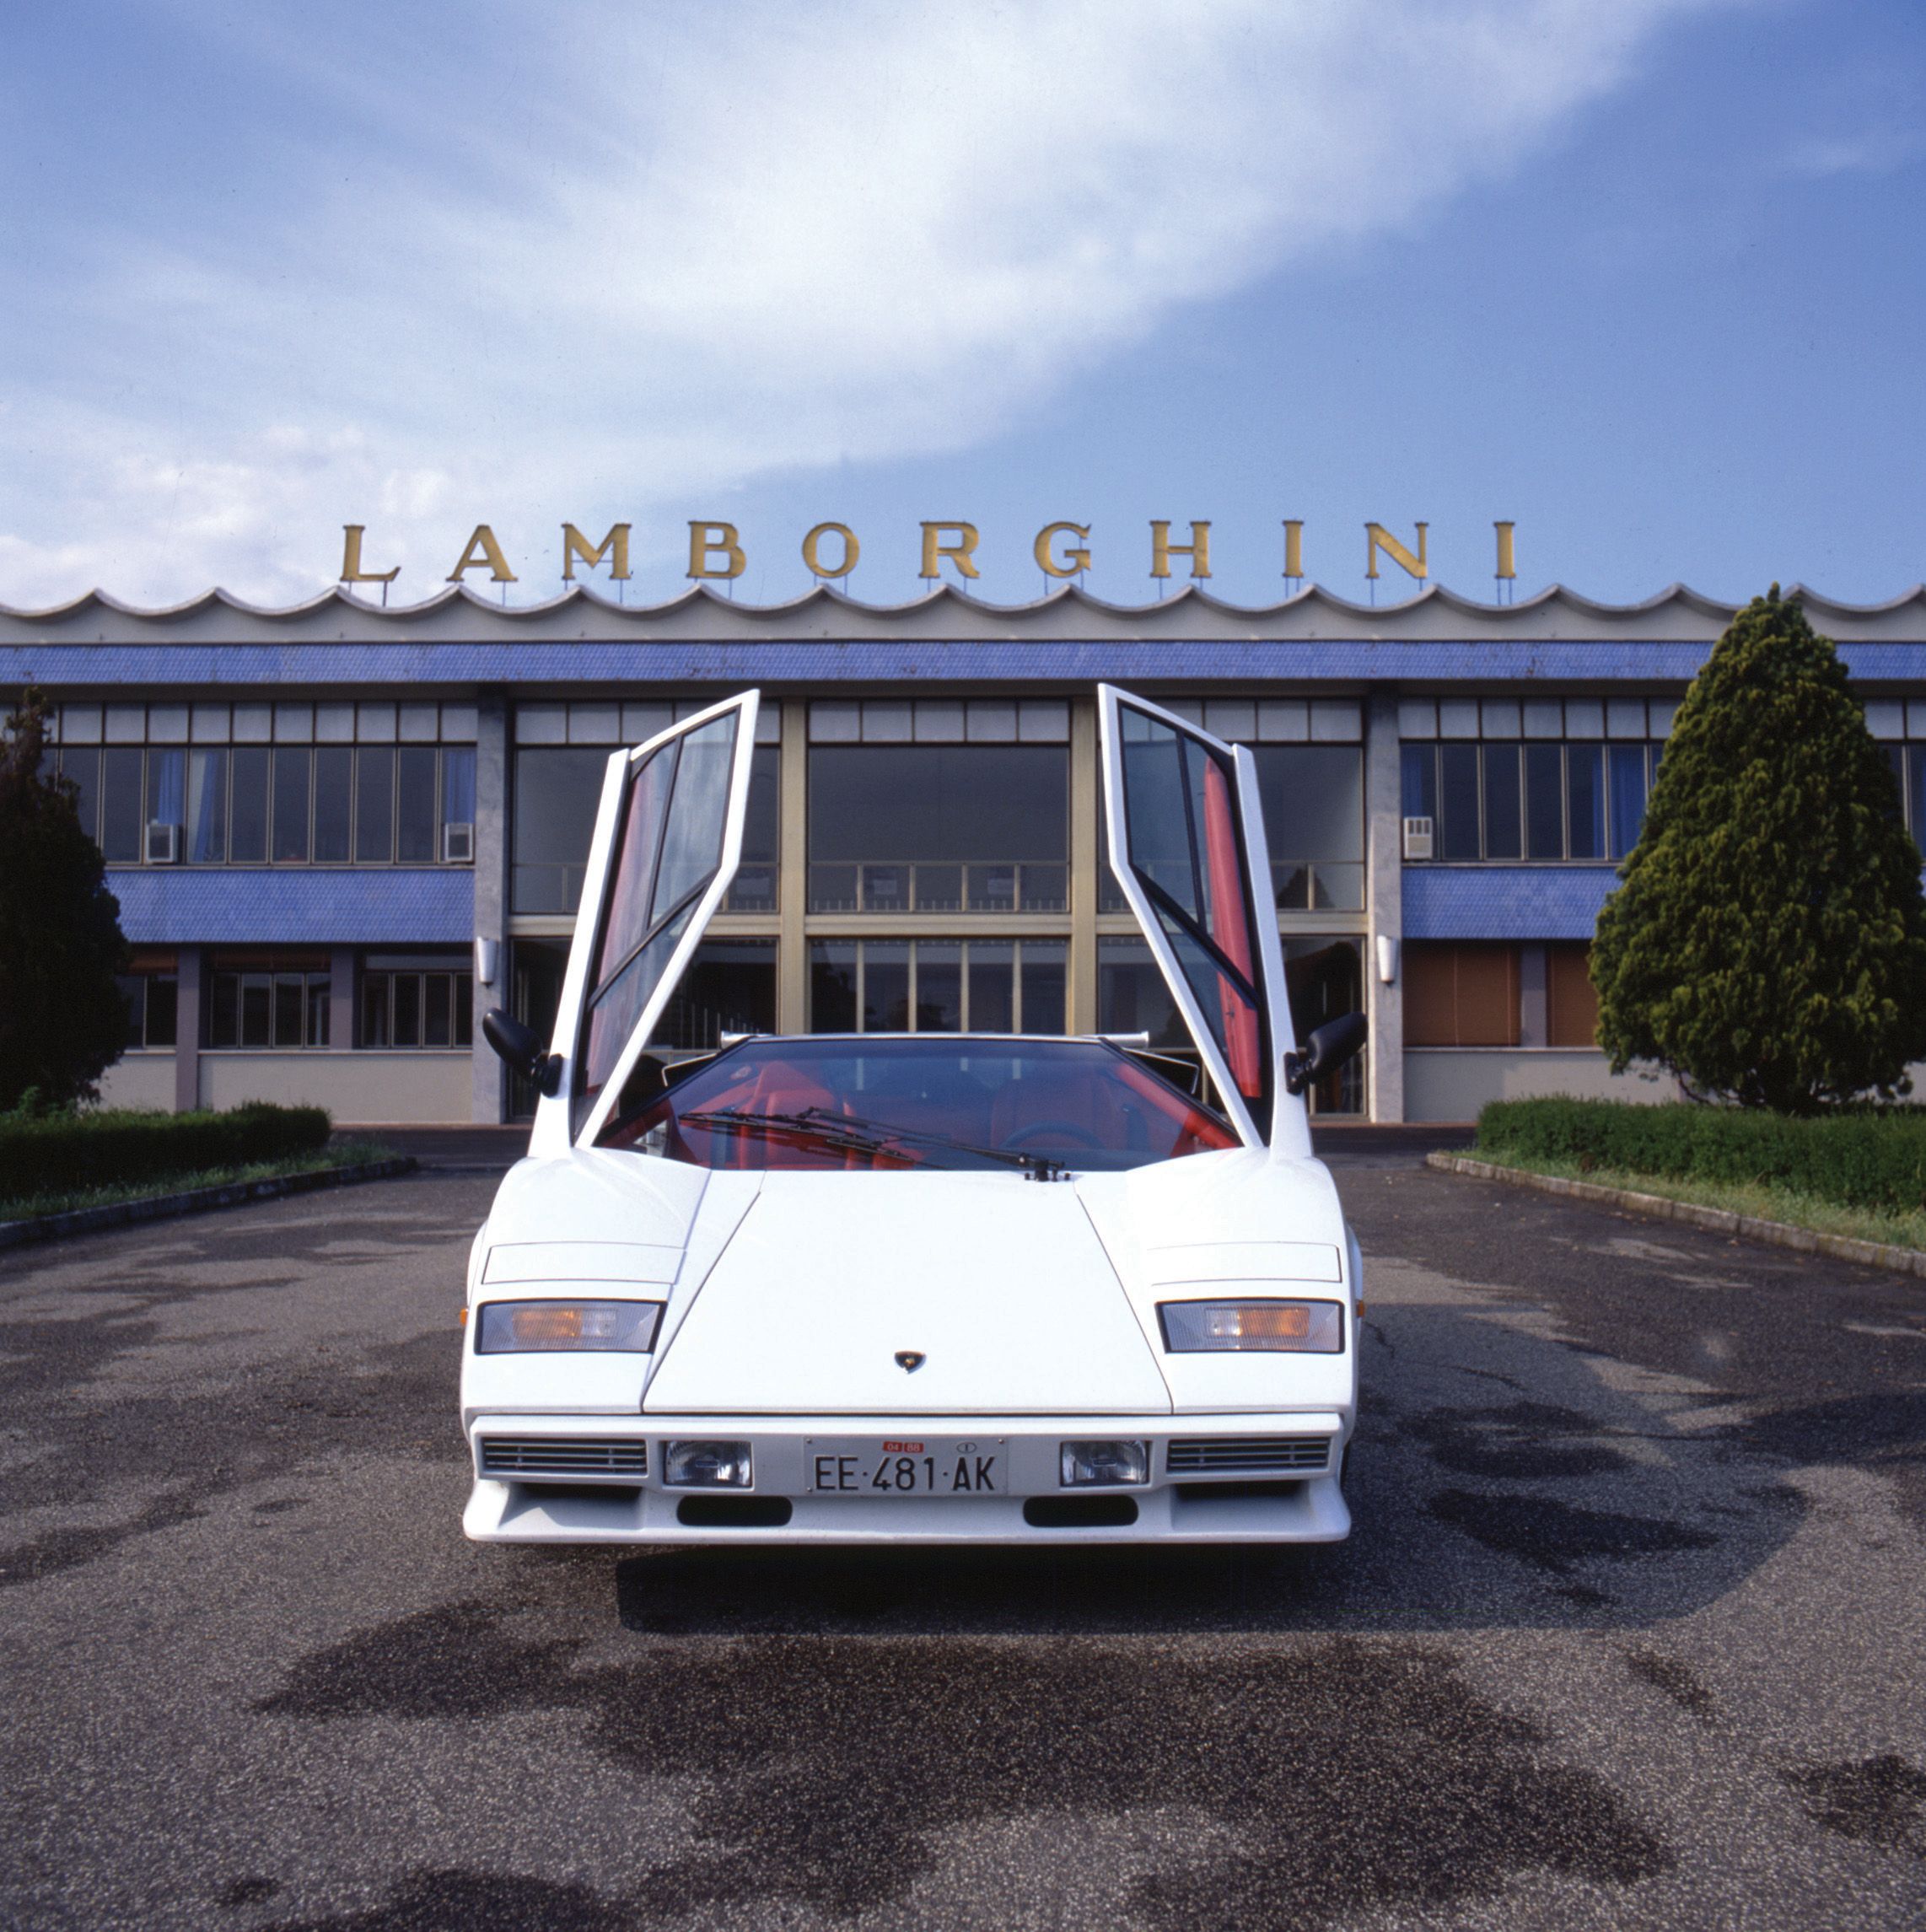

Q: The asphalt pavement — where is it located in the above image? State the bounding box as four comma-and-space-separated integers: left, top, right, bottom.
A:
3, 1145, 1923, 1930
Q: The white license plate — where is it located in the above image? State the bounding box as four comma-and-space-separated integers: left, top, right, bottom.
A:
804, 1437, 1007, 1495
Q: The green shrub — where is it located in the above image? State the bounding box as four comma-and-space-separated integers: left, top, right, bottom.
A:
0, 1101, 331, 1203
1592, 589, 1926, 1111
1476, 1098, 1926, 1214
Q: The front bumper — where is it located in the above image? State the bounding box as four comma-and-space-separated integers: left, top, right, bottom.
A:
462, 1409, 1352, 1545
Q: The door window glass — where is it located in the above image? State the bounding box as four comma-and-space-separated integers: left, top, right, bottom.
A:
1116, 708, 1267, 1111
578, 711, 745, 1127
651, 716, 736, 921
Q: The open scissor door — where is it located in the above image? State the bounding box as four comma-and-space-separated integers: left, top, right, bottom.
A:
526, 691, 760, 1155
1096, 685, 1304, 1154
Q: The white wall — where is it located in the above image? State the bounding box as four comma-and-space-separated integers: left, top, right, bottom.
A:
197, 1052, 473, 1122
1404, 1048, 1680, 1123
95, 1052, 176, 1113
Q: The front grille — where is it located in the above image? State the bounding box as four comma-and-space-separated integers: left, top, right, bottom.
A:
1166, 1435, 1330, 1474
479, 1436, 648, 1477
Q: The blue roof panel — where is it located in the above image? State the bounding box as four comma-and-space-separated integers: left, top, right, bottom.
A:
1402, 866, 1617, 940
106, 868, 475, 946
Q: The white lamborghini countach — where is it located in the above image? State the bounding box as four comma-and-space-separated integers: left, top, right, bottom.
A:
462, 686, 1368, 1544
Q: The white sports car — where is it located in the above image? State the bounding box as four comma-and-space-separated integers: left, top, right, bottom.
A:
462, 686, 1368, 1544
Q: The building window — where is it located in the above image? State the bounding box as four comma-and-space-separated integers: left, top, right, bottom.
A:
359, 955, 474, 1048
809, 748, 1067, 914
1400, 697, 1678, 866
809, 939, 1065, 1033
1546, 943, 1600, 1047
1097, 938, 1188, 1047
1252, 746, 1364, 909
1099, 699, 1364, 912
116, 969, 179, 1048
729, 747, 781, 912
54, 702, 476, 869
1402, 740, 1664, 864
206, 964, 331, 1048
648, 940, 779, 1050
511, 704, 777, 917
1404, 943, 1520, 1047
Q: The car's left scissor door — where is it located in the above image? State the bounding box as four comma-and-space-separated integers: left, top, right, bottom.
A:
1096, 684, 1308, 1156
526, 691, 760, 1155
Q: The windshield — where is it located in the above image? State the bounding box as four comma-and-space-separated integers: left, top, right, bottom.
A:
596, 1036, 1239, 1172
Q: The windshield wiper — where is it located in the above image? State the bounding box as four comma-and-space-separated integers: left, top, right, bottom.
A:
675, 1107, 1069, 1181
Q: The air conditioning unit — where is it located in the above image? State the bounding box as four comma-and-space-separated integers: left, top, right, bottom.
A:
1401, 815, 1434, 861
443, 821, 475, 863
144, 821, 181, 864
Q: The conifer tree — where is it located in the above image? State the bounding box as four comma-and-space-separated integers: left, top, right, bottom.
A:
1593, 589, 1926, 1111
0, 691, 129, 1109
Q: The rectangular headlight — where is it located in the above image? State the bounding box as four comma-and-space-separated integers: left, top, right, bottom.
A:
1159, 1300, 1343, 1353
663, 1440, 754, 1488
475, 1300, 662, 1354
1060, 1440, 1150, 1488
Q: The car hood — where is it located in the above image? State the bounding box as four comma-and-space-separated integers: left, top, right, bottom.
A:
643, 1170, 1171, 1416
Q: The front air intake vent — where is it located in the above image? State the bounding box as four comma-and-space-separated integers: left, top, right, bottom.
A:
1166, 1435, 1331, 1475
480, 1436, 647, 1477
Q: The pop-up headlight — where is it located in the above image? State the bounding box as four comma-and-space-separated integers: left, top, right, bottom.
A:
475, 1300, 662, 1354
1060, 1440, 1150, 1487
663, 1440, 754, 1488
1159, 1300, 1343, 1353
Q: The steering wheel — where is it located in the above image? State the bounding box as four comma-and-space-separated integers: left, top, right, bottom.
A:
1000, 1120, 1106, 1152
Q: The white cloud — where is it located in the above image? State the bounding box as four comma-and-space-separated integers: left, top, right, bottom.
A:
1783, 126, 1923, 179
0, 0, 1727, 606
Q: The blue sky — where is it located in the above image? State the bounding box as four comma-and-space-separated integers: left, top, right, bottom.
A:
1, 0, 1921, 611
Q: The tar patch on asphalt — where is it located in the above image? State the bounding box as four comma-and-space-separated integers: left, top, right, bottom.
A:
258, 1606, 1672, 1928
1623, 1649, 1718, 1721
256, 1868, 630, 1930
1428, 1488, 1719, 1572
1401, 1400, 1635, 1480
1782, 1754, 1926, 1856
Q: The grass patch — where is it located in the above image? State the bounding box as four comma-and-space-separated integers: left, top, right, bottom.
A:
0, 1139, 397, 1224
1466, 1146, 1926, 1253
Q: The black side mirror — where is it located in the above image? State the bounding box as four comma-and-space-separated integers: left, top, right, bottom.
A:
1283, 1012, 1368, 1097
482, 1008, 562, 1098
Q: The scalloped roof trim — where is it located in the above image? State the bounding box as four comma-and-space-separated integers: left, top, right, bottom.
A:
5, 579, 1924, 624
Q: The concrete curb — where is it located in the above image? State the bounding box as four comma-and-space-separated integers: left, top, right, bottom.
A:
0, 1155, 420, 1253
1425, 1151, 1926, 1280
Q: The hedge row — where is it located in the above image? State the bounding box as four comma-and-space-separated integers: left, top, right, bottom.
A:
0, 1102, 332, 1202
1475, 1097, 1926, 1214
